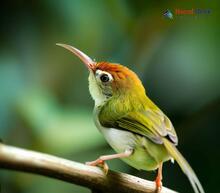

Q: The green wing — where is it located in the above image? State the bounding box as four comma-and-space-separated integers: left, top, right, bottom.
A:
100, 107, 178, 145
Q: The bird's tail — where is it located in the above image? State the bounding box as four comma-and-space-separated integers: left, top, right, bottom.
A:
163, 138, 205, 193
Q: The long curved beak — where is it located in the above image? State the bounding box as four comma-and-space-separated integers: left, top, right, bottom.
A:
56, 43, 95, 70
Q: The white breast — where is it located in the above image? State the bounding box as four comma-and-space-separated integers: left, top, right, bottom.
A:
93, 111, 136, 153
93, 108, 168, 171
101, 127, 136, 153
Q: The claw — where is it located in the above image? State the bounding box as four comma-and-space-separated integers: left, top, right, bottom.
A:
85, 150, 132, 175
155, 176, 162, 192
86, 159, 109, 174
101, 161, 109, 175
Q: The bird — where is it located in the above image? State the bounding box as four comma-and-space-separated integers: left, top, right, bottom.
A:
56, 43, 205, 193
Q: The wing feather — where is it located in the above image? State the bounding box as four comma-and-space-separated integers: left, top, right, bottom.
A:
100, 107, 178, 145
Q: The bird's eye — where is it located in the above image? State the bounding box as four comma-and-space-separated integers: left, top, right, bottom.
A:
100, 74, 110, 82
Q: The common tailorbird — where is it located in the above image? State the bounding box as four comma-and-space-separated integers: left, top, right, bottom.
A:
57, 43, 204, 193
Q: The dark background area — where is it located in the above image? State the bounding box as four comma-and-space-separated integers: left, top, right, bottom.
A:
0, 0, 219, 193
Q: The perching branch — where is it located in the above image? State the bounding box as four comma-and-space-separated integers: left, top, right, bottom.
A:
0, 143, 177, 193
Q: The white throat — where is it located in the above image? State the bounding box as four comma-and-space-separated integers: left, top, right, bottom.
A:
88, 72, 108, 106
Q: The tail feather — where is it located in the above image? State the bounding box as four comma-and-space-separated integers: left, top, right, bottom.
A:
163, 138, 205, 193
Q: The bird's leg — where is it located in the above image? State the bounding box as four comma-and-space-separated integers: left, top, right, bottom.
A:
86, 149, 133, 174
155, 163, 163, 192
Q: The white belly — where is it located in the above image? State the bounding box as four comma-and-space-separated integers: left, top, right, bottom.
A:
101, 127, 136, 153
94, 114, 163, 171
93, 106, 172, 171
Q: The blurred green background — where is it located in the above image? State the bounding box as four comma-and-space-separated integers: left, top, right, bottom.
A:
0, 0, 219, 193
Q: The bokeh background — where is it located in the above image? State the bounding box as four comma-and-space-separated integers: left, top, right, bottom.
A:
0, 0, 219, 193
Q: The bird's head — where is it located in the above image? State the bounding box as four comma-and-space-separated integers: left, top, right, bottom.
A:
57, 44, 146, 107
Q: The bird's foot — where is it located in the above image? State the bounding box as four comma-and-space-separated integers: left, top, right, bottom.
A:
86, 159, 109, 174
155, 176, 162, 193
